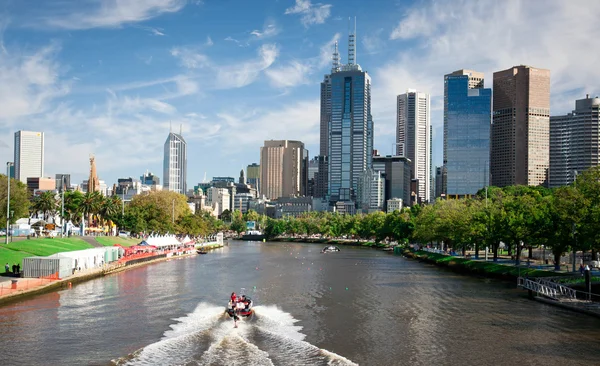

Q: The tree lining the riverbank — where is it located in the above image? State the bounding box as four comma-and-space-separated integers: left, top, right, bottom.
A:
257, 166, 600, 270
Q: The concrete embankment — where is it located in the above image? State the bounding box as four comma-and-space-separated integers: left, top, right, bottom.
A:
0, 242, 225, 306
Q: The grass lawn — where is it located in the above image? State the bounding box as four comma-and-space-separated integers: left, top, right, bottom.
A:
95, 236, 140, 247
0, 247, 32, 272
412, 250, 566, 278
2, 238, 93, 258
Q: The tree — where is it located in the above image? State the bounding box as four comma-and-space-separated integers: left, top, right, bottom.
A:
32, 191, 58, 221
0, 175, 30, 225
63, 190, 84, 225
99, 195, 122, 232
126, 191, 191, 234
220, 209, 232, 222
80, 191, 103, 227
230, 210, 246, 235
244, 209, 260, 223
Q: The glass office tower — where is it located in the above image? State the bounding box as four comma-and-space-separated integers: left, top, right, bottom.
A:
326, 25, 373, 205
328, 68, 373, 203
444, 71, 491, 197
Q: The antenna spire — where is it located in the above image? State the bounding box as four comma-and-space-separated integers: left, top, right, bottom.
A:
332, 40, 340, 73
348, 16, 356, 66
180, 123, 182, 135
170, 121, 172, 133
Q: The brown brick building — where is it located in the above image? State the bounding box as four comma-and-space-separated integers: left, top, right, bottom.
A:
491, 65, 550, 187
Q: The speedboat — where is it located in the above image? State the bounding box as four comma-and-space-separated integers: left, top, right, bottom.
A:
225, 296, 253, 318
321, 245, 341, 253
197, 249, 208, 254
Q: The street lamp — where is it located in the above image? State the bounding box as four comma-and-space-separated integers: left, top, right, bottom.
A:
61, 175, 66, 237
6, 162, 13, 245
172, 199, 175, 224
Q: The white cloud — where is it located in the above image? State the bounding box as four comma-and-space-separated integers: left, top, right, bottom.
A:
214, 100, 320, 153
170, 47, 209, 69
45, 0, 186, 29
121, 96, 177, 114
250, 23, 279, 39
215, 44, 279, 89
265, 61, 311, 88
205, 35, 213, 46
285, 0, 332, 27
362, 28, 385, 54
175, 78, 198, 96
131, 25, 166, 36
169, 43, 279, 89
318, 32, 341, 68
0, 42, 69, 120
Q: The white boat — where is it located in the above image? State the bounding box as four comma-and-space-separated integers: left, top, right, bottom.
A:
321, 245, 341, 253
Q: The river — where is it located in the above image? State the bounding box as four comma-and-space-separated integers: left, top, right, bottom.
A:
1, 240, 599, 366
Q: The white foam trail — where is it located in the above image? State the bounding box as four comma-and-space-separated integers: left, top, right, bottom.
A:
252, 305, 306, 342
118, 303, 358, 366
163, 302, 225, 339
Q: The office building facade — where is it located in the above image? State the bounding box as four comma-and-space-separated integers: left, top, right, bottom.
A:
163, 132, 187, 194
444, 70, 491, 197
397, 90, 431, 203
372, 155, 412, 210
491, 65, 550, 187
246, 163, 260, 190
260, 140, 308, 200
14, 130, 44, 184
326, 32, 373, 204
55, 174, 71, 192
549, 95, 600, 187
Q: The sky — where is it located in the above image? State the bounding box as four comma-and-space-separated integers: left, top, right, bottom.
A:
0, 0, 599, 188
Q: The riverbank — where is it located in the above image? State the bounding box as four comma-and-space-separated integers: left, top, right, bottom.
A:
0, 242, 225, 306
403, 249, 568, 281
271, 236, 390, 249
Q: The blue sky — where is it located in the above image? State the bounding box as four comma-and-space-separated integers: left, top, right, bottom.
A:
0, 0, 598, 188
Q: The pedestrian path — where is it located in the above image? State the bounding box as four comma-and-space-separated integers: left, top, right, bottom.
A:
80, 236, 103, 248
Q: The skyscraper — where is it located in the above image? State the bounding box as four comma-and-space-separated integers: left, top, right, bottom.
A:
549, 95, 600, 187
443, 69, 491, 197
163, 131, 187, 194
491, 65, 550, 187
246, 163, 260, 190
372, 155, 412, 211
326, 23, 374, 204
260, 140, 308, 200
14, 130, 44, 184
397, 90, 431, 203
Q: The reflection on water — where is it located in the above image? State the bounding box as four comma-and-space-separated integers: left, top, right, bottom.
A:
0, 241, 599, 366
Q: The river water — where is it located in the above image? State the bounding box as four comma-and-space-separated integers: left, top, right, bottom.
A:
1, 241, 600, 366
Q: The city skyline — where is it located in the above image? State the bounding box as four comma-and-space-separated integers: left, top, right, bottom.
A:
0, 1, 598, 187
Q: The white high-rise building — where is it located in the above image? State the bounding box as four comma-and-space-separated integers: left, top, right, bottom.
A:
14, 131, 44, 184
208, 187, 230, 217
163, 132, 187, 194
397, 90, 431, 203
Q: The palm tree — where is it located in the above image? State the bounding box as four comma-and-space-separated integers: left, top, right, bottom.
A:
32, 191, 59, 221
80, 191, 103, 228
63, 190, 84, 225
99, 196, 122, 233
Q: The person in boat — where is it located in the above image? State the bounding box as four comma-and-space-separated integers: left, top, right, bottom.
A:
241, 295, 250, 310
231, 292, 237, 303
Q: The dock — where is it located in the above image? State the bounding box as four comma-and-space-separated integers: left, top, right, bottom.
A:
517, 276, 600, 318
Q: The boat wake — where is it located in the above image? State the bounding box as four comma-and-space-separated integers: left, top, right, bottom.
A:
114, 302, 357, 366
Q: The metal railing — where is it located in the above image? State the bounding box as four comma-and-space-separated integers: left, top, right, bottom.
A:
517, 277, 577, 300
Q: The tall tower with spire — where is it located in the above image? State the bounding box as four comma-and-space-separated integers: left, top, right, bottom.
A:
317, 17, 373, 206
87, 155, 100, 193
